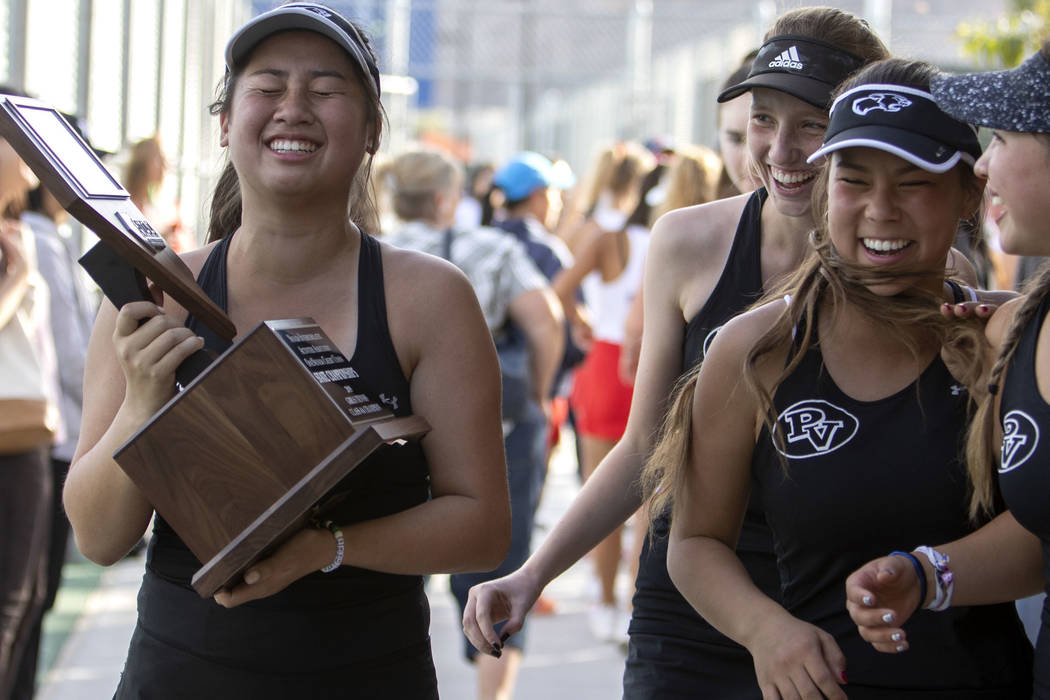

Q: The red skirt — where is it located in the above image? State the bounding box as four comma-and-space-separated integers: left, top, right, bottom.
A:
570, 340, 633, 441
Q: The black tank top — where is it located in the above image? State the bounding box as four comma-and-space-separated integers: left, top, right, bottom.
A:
630, 189, 778, 681
1000, 292, 1050, 698
751, 331, 1032, 697
120, 233, 437, 694
681, 188, 768, 368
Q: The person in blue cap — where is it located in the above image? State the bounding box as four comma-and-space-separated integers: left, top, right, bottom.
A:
492, 151, 575, 282
648, 56, 1033, 699
63, 4, 510, 697
847, 40, 1050, 698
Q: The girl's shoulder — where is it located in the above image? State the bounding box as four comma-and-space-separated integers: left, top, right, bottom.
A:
377, 235, 470, 287
986, 295, 1029, 348
646, 193, 752, 285
378, 237, 480, 327
178, 238, 221, 278
721, 298, 787, 341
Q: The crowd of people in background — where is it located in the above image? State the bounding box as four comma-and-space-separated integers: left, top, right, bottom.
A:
4, 1, 1050, 698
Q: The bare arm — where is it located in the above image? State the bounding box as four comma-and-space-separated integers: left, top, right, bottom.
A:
846, 511, 1043, 653
508, 286, 564, 404
342, 261, 510, 572
551, 224, 601, 309
64, 297, 205, 564
462, 198, 744, 653
619, 286, 644, 385
669, 307, 847, 699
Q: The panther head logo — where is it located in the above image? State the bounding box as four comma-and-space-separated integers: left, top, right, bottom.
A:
852, 93, 913, 116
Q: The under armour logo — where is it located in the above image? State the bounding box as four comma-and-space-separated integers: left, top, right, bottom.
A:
852, 93, 913, 116
1000, 410, 1039, 473
379, 393, 399, 411
775, 399, 859, 459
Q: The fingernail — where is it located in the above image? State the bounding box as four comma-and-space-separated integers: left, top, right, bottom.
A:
896, 644, 907, 653
956, 303, 967, 310
862, 595, 873, 606
840, 670, 848, 683
244, 571, 260, 584
891, 632, 902, 642
979, 305, 989, 313
490, 644, 502, 659
882, 612, 895, 623
500, 631, 510, 644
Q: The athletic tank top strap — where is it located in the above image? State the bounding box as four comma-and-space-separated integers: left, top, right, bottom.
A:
351, 232, 411, 405
682, 188, 768, 372
185, 234, 235, 356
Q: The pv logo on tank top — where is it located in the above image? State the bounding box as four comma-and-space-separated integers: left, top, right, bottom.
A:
774, 400, 859, 459
1000, 410, 1040, 473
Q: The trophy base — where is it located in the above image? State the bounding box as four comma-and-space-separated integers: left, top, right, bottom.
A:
192, 415, 429, 597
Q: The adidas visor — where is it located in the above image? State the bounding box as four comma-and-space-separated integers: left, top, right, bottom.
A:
932, 50, 1050, 134
807, 83, 982, 173
225, 2, 381, 98
718, 34, 866, 109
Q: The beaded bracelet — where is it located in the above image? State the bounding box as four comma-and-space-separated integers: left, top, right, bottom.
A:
320, 520, 344, 573
914, 546, 954, 612
890, 550, 927, 611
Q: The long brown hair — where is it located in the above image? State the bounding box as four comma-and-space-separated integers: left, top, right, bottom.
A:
966, 40, 1050, 517
206, 4, 387, 242
642, 58, 988, 526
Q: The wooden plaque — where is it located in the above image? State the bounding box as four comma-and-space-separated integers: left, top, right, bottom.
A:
114, 318, 430, 597
0, 93, 235, 342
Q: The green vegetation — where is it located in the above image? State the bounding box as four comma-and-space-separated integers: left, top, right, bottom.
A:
957, 0, 1050, 67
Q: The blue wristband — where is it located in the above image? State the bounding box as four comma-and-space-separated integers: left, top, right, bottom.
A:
890, 550, 926, 611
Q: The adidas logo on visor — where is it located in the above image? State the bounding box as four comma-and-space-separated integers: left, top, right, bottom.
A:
852, 93, 913, 116
769, 46, 803, 70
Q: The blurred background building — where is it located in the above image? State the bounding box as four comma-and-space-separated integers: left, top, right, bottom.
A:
0, 0, 1012, 244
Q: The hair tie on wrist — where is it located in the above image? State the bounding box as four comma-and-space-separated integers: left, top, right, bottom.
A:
914, 546, 954, 612
320, 520, 344, 573
987, 383, 999, 396
890, 550, 927, 611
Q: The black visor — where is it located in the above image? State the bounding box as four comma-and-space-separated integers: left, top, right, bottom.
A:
807, 83, 982, 172
226, 2, 381, 99
718, 34, 866, 109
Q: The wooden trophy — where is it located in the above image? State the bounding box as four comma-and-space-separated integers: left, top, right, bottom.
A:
114, 318, 429, 597
0, 95, 430, 596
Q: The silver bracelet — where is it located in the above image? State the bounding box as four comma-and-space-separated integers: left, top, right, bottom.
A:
320, 520, 344, 573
